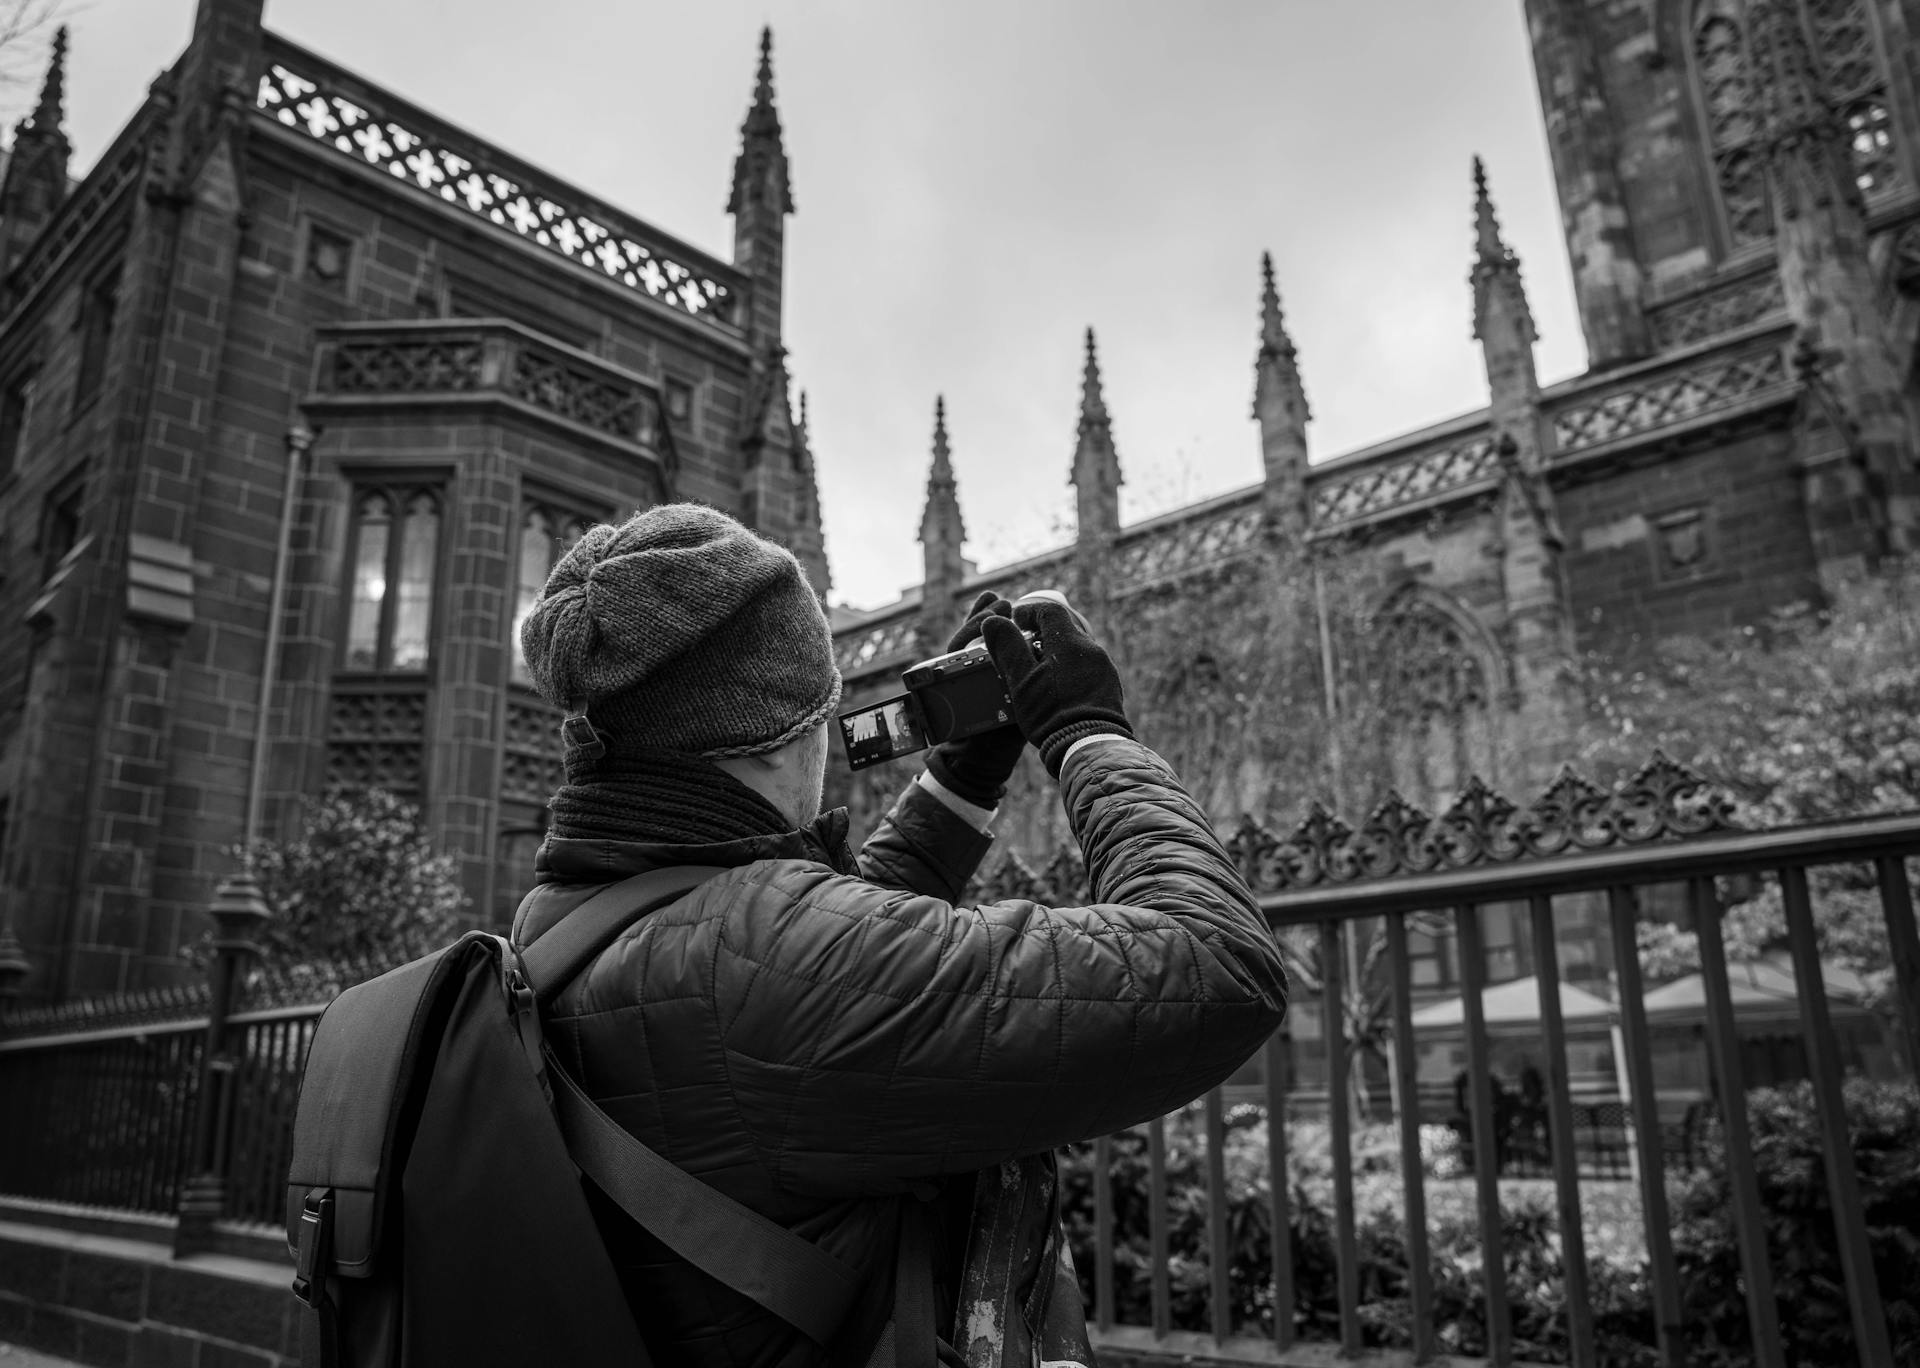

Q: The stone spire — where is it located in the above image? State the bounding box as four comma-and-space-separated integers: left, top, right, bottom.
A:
1070, 329, 1124, 617
1252, 252, 1310, 545
30, 25, 66, 133
1471, 157, 1535, 351
728, 26, 793, 352
918, 396, 968, 647
1071, 328, 1122, 539
1470, 159, 1573, 720
1520, 0, 1648, 368
1750, 0, 1919, 563
729, 27, 792, 216
0, 26, 73, 271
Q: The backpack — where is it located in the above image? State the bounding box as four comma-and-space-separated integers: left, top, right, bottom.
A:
284, 865, 938, 1367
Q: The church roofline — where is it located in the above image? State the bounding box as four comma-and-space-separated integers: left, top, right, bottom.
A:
832, 316, 1803, 660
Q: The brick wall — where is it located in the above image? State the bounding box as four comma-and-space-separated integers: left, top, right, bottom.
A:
0, 57, 769, 997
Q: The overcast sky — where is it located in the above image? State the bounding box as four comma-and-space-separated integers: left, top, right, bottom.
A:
38, 1, 1587, 611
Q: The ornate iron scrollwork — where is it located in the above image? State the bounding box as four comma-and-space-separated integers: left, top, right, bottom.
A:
1216, 750, 1739, 893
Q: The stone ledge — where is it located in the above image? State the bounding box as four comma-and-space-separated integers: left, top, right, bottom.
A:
0, 1222, 293, 1368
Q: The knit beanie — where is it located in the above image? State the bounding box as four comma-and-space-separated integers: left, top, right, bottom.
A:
520, 504, 841, 759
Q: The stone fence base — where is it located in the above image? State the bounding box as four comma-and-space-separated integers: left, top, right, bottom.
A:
0, 1204, 293, 1368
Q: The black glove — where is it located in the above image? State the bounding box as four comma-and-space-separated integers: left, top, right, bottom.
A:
923, 591, 1027, 806
980, 596, 1132, 777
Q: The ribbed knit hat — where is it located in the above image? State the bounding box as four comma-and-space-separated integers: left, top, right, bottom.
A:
520, 504, 841, 759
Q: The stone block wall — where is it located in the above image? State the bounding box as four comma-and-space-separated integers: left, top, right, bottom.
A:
0, 1221, 294, 1368
1559, 425, 1824, 650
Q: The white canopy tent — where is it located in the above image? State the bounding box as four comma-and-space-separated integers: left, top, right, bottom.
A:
1408, 975, 1615, 1034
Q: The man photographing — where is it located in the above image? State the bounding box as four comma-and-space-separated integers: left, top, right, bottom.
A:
513, 502, 1289, 1366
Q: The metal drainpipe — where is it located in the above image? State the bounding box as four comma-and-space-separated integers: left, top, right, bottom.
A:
243, 422, 316, 849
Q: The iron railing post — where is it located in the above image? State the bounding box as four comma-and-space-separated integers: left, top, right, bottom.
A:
174, 874, 270, 1257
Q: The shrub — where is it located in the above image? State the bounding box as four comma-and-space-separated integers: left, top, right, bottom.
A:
1060, 1080, 1920, 1367
1667, 1078, 1920, 1367
226, 785, 468, 969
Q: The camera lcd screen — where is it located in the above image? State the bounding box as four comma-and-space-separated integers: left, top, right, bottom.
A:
839, 695, 929, 771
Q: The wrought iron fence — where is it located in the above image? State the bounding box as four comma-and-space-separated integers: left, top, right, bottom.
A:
0, 964, 362, 1233
0, 1018, 205, 1216
967, 756, 1920, 1368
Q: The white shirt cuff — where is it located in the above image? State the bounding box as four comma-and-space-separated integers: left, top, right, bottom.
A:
915, 769, 997, 833
1062, 733, 1131, 767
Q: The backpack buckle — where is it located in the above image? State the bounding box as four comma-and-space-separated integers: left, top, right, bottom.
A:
291, 1187, 334, 1306
504, 962, 553, 1108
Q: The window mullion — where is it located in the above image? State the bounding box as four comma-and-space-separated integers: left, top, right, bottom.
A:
381, 485, 406, 672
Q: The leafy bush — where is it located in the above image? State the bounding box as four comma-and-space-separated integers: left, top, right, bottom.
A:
1061, 1080, 1920, 1367
1667, 1078, 1920, 1367
226, 785, 468, 968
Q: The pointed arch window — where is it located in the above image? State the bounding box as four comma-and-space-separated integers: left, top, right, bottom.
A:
343, 483, 443, 673
510, 495, 604, 686
1690, 0, 1902, 254
1367, 595, 1500, 809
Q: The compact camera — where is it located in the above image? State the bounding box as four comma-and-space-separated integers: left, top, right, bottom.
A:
838, 631, 1042, 771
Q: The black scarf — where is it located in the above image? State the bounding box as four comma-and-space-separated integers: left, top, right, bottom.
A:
548, 747, 797, 845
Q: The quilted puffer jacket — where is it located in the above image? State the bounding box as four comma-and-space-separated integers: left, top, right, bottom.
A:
511, 738, 1288, 1366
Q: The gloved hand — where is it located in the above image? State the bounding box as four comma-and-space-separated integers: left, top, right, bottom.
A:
980, 594, 1133, 777
923, 591, 1027, 807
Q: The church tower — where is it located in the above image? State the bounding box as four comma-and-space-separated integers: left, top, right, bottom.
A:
1252, 252, 1310, 547
918, 396, 967, 650
1519, 0, 1648, 368
1070, 329, 1123, 617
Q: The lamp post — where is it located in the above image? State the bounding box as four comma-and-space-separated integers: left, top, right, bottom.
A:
173, 873, 271, 1257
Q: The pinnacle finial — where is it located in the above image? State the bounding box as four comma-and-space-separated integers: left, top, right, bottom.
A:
730, 24, 792, 216
1259, 251, 1289, 357
1473, 155, 1505, 260
745, 25, 779, 132
797, 388, 809, 436
29, 26, 66, 133
1254, 252, 1309, 423
1470, 156, 1536, 346
921, 395, 964, 547
1080, 328, 1108, 424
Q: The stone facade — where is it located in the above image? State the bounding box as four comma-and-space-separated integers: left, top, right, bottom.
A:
0, 0, 828, 1002
830, 0, 1920, 996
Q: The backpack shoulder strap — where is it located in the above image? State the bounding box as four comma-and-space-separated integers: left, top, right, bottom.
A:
548, 1058, 864, 1347
518, 864, 725, 1008
517, 863, 868, 1349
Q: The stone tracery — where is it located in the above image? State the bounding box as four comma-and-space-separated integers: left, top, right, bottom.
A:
1690, 0, 1902, 253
